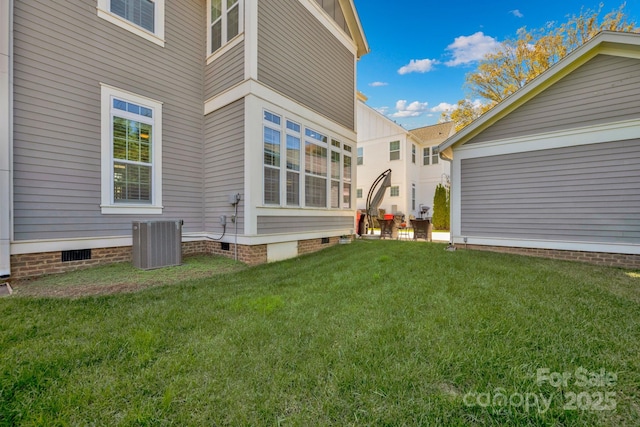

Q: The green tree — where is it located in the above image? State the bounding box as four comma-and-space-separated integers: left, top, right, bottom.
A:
432, 184, 449, 230
442, 3, 638, 130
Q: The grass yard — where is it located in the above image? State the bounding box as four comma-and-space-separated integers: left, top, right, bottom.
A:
1, 241, 639, 426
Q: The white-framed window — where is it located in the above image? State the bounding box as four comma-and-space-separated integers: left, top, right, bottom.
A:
431, 146, 440, 165
412, 144, 416, 164
343, 144, 352, 208
286, 120, 301, 206
263, 111, 281, 205
423, 147, 430, 165
390, 140, 400, 161
100, 84, 163, 214
390, 186, 400, 197
208, 0, 244, 56
356, 188, 363, 199
97, 0, 165, 47
262, 110, 353, 210
412, 184, 416, 211
357, 146, 363, 165
305, 129, 328, 208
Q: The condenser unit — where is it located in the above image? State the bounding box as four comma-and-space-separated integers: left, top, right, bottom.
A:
132, 220, 183, 270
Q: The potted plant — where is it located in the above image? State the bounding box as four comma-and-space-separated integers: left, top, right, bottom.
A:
339, 235, 351, 244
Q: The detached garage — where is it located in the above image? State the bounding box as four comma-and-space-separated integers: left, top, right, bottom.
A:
439, 31, 640, 267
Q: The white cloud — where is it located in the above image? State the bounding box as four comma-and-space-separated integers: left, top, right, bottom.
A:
430, 102, 457, 113
510, 9, 524, 18
445, 32, 501, 66
369, 81, 388, 87
374, 106, 389, 115
397, 59, 439, 75
389, 100, 429, 118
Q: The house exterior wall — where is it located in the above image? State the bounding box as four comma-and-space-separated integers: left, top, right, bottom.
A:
12, 0, 205, 247
470, 55, 640, 144
204, 40, 245, 101
7, 0, 366, 278
203, 98, 245, 234
257, 0, 355, 131
460, 139, 640, 244
451, 115, 640, 255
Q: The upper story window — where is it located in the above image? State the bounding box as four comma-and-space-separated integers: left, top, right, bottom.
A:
357, 147, 363, 165
390, 186, 400, 197
100, 84, 163, 214
97, 0, 165, 47
412, 144, 416, 164
423, 146, 440, 165
209, 0, 243, 55
390, 141, 400, 161
431, 146, 440, 164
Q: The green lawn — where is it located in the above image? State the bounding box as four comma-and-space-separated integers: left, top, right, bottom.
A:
1, 241, 639, 426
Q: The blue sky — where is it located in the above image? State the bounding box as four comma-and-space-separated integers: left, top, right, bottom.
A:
353, 0, 640, 129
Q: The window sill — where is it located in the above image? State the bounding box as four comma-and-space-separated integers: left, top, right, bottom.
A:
206, 33, 244, 65
101, 205, 164, 215
97, 8, 165, 47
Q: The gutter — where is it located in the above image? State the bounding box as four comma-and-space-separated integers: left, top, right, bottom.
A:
0, 0, 12, 278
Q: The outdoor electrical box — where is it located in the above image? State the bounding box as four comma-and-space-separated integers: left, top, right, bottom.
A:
228, 193, 241, 205
132, 220, 183, 270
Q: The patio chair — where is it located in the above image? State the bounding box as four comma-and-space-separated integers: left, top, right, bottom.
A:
411, 218, 431, 241
379, 218, 394, 239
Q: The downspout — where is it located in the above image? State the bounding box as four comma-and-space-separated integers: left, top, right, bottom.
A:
0, 0, 13, 278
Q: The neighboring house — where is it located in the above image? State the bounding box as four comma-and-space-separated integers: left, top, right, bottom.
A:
439, 31, 640, 267
0, 0, 369, 279
356, 99, 452, 219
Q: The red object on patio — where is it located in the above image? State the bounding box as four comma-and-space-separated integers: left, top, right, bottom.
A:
384, 214, 394, 220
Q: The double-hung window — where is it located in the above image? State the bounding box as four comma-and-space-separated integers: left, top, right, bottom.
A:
208, 0, 243, 56
305, 129, 328, 208
390, 186, 400, 197
343, 144, 352, 208
101, 84, 162, 214
412, 144, 416, 164
97, 0, 165, 46
390, 140, 400, 161
263, 111, 281, 205
431, 146, 440, 164
423, 147, 430, 165
285, 121, 301, 206
357, 146, 363, 165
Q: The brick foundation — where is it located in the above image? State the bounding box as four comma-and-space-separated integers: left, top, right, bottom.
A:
298, 236, 339, 255
463, 244, 640, 269
8, 237, 341, 280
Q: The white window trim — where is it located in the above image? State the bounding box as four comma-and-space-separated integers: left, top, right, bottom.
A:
100, 84, 163, 215
97, 0, 165, 47
206, 0, 244, 60
261, 109, 354, 210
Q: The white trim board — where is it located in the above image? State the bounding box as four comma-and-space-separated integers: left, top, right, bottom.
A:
451, 236, 640, 256
456, 119, 640, 160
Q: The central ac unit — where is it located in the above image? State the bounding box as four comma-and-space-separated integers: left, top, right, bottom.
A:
132, 220, 183, 270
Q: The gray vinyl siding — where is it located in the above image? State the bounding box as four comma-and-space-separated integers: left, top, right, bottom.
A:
204, 40, 245, 100
257, 215, 353, 234
460, 139, 640, 244
204, 99, 245, 233
258, 0, 355, 130
471, 55, 640, 144
12, 0, 205, 241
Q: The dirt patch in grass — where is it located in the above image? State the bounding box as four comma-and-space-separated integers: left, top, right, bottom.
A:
9, 254, 247, 298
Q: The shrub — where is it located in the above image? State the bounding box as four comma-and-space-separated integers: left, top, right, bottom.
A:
432, 184, 450, 230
